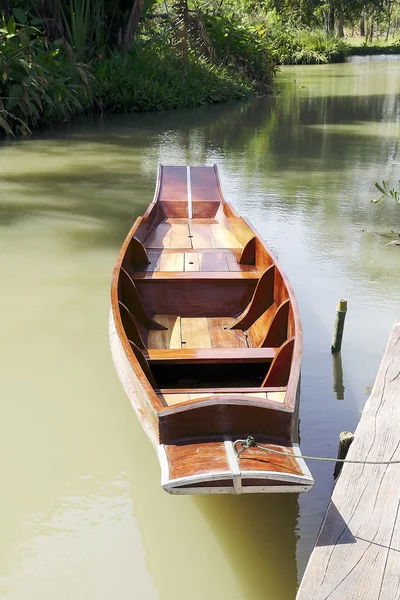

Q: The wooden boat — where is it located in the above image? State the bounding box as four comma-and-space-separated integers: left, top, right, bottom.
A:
109, 165, 314, 494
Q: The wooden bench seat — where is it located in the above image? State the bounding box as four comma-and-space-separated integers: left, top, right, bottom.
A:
146, 348, 277, 364
131, 271, 261, 280
148, 315, 248, 350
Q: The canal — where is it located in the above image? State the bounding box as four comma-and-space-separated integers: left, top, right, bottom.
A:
1, 55, 399, 599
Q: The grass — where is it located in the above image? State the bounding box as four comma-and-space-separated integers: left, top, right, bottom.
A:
345, 35, 400, 55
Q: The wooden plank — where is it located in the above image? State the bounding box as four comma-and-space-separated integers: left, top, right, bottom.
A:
181, 318, 211, 349
184, 253, 200, 272
170, 224, 192, 249
146, 251, 184, 271
131, 271, 260, 280
159, 166, 187, 201
266, 391, 286, 404
296, 321, 400, 600
159, 252, 184, 271
211, 224, 241, 249
162, 393, 191, 406
225, 252, 257, 272
147, 347, 277, 364
190, 166, 221, 202
208, 317, 248, 348
189, 224, 213, 248
145, 224, 191, 249
158, 386, 287, 395
156, 392, 270, 404
148, 314, 181, 349
198, 252, 229, 272
145, 223, 172, 248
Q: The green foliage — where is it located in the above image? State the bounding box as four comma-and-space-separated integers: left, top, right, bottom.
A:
0, 17, 92, 135
204, 9, 349, 67
372, 181, 400, 204
273, 26, 350, 64
93, 42, 253, 113
204, 14, 276, 91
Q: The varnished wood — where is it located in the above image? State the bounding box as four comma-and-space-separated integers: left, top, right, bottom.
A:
148, 315, 181, 349
147, 347, 277, 364
119, 267, 166, 330
130, 271, 260, 280
110, 164, 309, 495
158, 386, 287, 395
127, 338, 157, 388
129, 236, 149, 268
181, 318, 211, 349
208, 317, 248, 348
118, 301, 146, 349
262, 338, 295, 387
239, 236, 256, 265
261, 299, 290, 348
297, 321, 400, 600
231, 265, 275, 330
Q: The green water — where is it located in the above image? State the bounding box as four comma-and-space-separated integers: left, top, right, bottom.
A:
1, 56, 399, 599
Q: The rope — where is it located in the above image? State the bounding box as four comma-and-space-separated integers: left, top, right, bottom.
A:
233, 436, 400, 465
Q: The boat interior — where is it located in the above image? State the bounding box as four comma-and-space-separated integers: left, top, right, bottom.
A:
116, 166, 297, 409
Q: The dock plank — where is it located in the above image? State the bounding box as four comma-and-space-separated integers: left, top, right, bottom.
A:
297, 320, 400, 600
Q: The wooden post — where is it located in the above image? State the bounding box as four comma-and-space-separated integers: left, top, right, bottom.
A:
333, 431, 354, 478
331, 299, 347, 353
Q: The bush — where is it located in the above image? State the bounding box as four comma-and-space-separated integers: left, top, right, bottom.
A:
93, 42, 253, 113
204, 15, 276, 92
275, 27, 350, 65
0, 16, 91, 135
204, 9, 349, 67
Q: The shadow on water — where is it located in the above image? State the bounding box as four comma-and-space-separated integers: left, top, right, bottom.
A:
194, 493, 299, 600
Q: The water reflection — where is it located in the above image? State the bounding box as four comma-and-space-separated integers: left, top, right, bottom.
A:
1, 56, 400, 598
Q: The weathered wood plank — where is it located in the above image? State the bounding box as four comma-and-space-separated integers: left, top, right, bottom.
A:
297, 320, 400, 600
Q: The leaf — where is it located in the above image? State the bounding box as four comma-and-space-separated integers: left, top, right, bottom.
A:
13, 8, 27, 25
371, 196, 384, 203
76, 65, 88, 85
0, 113, 14, 136
7, 16, 16, 35
375, 182, 386, 195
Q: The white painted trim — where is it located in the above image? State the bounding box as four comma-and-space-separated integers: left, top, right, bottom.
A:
157, 445, 170, 487
241, 470, 314, 485
224, 439, 242, 494
163, 470, 233, 492
168, 484, 311, 495
187, 166, 193, 219
162, 466, 313, 494
293, 443, 314, 483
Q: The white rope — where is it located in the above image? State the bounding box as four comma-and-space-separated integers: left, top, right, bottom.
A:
233, 436, 400, 465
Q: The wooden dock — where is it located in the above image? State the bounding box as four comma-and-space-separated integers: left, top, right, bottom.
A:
297, 320, 400, 600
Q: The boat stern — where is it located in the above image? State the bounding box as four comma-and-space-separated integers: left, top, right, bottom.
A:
157, 438, 314, 495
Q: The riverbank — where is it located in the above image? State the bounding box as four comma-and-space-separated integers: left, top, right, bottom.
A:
348, 43, 400, 55
1, 14, 350, 137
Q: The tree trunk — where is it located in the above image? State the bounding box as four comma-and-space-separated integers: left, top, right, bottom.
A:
369, 20, 374, 42
329, 6, 335, 35
337, 8, 344, 38
122, 0, 144, 50
386, 0, 392, 40
360, 18, 365, 37
174, 0, 189, 62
